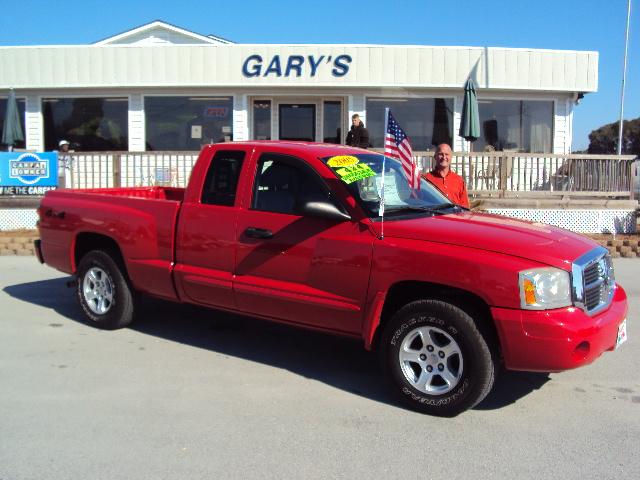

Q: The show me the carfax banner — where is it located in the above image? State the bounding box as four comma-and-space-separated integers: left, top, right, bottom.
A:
0, 152, 58, 195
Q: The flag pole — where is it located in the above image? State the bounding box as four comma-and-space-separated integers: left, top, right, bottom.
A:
617, 0, 632, 154
380, 108, 389, 240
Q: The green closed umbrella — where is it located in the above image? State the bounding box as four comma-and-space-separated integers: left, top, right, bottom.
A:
2, 89, 24, 150
459, 78, 480, 148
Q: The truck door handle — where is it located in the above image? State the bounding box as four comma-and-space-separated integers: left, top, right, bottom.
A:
244, 227, 274, 239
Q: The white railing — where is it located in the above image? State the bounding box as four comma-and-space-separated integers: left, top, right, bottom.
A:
66, 152, 199, 189
65, 150, 638, 199
411, 152, 637, 198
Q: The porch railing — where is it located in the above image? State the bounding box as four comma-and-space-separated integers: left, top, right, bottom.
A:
64, 150, 638, 200
65, 152, 199, 189
407, 152, 637, 199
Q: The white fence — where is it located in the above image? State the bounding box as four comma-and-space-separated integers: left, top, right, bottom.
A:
63, 151, 637, 199
1, 151, 637, 233
64, 152, 199, 189
411, 152, 637, 197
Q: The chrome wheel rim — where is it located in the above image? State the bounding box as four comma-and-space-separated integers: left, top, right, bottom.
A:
398, 326, 463, 395
82, 267, 114, 315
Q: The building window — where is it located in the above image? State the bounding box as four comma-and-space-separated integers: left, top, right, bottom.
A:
145, 96, 233, 151
279, 104, 315, 141
476, 100, 553, 153
252, 100, 271, 140
0, 97, 26, 149
323, 101, 342, 144
42, 98, 128, 151
366, 97, 453, 151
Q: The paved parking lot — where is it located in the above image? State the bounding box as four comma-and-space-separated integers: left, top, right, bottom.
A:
1, 256, 638, 479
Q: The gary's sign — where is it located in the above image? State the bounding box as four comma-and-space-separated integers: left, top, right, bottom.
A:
0, 152, 58, 195
242, 54, 352, 78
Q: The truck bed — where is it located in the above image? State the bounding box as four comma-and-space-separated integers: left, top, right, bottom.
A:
74, 186, 185, 201
38, 187, 184, 300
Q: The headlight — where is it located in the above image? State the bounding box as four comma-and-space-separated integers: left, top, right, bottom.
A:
519, 267, 571, 310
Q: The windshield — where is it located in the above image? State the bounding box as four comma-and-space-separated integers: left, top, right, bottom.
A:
321, 153, 455, 218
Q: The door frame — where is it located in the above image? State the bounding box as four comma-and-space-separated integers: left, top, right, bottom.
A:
248, 96, 346, 143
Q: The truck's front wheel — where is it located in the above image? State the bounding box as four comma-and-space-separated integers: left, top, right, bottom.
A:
380, 299, 495, 416
76, 250, 135, 329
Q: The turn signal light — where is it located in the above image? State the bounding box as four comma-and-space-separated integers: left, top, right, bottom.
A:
523, 279, 536, 305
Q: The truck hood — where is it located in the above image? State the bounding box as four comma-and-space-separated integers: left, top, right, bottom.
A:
379, 211, 598, 269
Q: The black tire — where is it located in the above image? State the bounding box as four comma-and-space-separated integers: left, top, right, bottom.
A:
76, 250, 135, 330
380, 299, 495, 417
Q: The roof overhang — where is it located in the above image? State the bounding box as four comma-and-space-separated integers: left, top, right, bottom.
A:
0, 44, 597, 93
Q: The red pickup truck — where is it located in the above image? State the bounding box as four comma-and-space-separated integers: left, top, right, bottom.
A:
35, 141, 628, 416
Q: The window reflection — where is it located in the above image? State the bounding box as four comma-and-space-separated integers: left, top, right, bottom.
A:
145, 96, 233, 151
476, 100, 553, 153
42, 98, 128, 151
201, 150, 245, 206
366, 97, 453, 150
279, 104, 315, 141
323, 101, 342, 144
253, 100, 271, 140
0, 97, 26, 149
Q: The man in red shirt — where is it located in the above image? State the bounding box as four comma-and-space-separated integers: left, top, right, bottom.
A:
422, 143, 470, 208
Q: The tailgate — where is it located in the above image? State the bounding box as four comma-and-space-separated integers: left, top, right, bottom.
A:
38, 189, 182, 300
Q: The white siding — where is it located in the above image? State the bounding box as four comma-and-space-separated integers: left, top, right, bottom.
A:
348, 94, 366, 126
567, 102, 574, 154
553, 98, 572, 154
0, 45, 598, 92
25, 95, 42, 151
315, 100, 322, 143
128, 94, 145, 151
233, 95, 248, 141
453, 94, 465, 152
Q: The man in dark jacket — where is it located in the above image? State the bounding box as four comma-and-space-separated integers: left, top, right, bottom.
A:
345, 114, 370, 148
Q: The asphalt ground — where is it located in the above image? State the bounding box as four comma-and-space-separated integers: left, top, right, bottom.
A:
1, 256, 638, 480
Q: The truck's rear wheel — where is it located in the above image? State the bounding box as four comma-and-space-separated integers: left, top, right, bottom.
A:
76, 250, 134, 329
380, 299, 495, 416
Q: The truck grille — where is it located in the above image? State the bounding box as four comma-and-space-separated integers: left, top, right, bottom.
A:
572, 247, 615, 316
583, 262, 602, 285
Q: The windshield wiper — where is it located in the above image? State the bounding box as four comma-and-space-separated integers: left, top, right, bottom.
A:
384, 203, 457, 215
384, 206, 433, 214
429, 202, 459, 211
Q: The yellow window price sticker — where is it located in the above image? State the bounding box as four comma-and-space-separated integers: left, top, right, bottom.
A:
335, 163, 376, 184
327, 155, 359, 167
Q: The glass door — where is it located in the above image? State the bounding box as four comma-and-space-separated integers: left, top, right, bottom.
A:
278, 104, 315, 141
252, 100, 271, 140
323, 101, 342, 144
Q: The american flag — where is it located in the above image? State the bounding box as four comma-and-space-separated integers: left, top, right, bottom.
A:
384, 109, 420, 189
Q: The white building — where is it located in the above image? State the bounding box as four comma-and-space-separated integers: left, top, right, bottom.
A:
0, 20, 597, 154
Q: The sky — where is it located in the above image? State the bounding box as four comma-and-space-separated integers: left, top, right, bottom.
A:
0, 0, 637, 151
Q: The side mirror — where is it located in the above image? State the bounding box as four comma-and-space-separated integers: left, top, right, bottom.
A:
298, 200, 351, 222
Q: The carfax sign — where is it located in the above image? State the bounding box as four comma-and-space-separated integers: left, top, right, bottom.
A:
0, 152, 58, 195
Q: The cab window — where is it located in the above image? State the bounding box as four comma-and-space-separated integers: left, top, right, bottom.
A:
252, 153, 332, 215
201, 150, 245, 206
